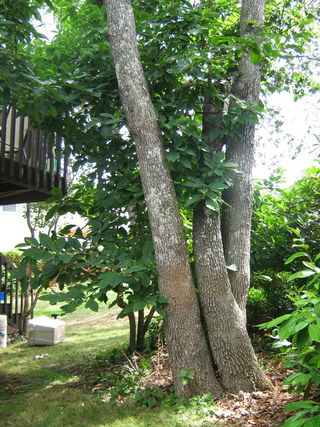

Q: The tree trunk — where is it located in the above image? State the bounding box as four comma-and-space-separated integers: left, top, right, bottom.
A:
136, 309, 145, 351
128, 312, 136, 352
222, 0, 266, 315
193, 204, 272, 392
192, 0, 271, 392
105, 0, 222, 398
26, 204, 36, 239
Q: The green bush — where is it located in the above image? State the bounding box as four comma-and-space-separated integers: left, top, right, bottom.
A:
247, 270, 294, 322
0, 249, 23, 292
2, 249, 23, 267
260, 249, 320, 426
135, 386, 166, 407
250, 167, 320, 321
145, 315, 165, 350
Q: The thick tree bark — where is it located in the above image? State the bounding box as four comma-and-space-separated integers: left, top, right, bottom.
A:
105, 0, 222, 398
193, 204, 272, 392
192, 0, 272, 392
195, 96, 271, 391
222, 0, 266, 314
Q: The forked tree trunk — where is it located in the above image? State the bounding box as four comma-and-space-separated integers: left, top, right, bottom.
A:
192, 0, 271, 391
105, 0, 222, 398
105, 0, 272, 397
193, 205, 272, 392
222, 0, 266, 315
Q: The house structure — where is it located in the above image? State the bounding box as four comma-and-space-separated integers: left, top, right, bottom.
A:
0, 104, 68, 331
0, 104, 68, 205
0, 203, 30, 251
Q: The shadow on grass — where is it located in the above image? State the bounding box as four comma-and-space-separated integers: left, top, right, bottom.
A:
0, 309, 217, 426
0, 381, 201, 427
0, 380, 218, 427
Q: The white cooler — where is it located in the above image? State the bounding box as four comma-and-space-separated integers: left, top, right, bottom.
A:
27, 315, 65, 346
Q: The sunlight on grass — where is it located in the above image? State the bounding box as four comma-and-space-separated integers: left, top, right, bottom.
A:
1, 299, 221, 427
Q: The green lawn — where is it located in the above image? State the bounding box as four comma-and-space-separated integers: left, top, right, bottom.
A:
0, 299, 220, 426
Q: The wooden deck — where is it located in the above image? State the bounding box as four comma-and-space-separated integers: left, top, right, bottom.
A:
0, 105, 67, 205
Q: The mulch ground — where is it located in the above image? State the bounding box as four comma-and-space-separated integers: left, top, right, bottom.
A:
211, 353, 300, 426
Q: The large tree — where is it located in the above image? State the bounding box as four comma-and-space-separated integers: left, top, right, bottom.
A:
105, 0, 272, 396
2, 0, 318, 398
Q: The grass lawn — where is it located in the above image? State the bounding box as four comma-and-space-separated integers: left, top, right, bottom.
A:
0, 298, 220, 427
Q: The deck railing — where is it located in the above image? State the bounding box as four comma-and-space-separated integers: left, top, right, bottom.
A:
0, 104, 68, 203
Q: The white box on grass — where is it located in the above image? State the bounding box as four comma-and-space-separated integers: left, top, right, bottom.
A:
27, 315, 65, 346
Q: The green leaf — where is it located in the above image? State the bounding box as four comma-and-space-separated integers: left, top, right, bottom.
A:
85, 299, 99, 312
185, 194, 202, 208
302, 261, 320, 272
61, 302, 78, 314
250, 50, 261, 65
180, 157, 192, 169
177, 370, 189, 378
288, 270, 315, 281
166, 151, 180, 162
59, 253, 72, 263
226, 264, 237, 272
184, 179, 202, 188
42, 263, 59, 280
133, 301, 146, 311
205, 198, 219, 211
309, 324, 320, 342
285, 252, 309, 265
278, 317, 297, 340
118, 304, 134, 318
23, 247, 45, 260
258, 313, 291, 329
100, 126, 111, 138
67, 287, 84, 299
24, 237, 39, 246
209, 179, 229, 191
293, 320, 309, 333
260, 275, 272, 281
126, 265, 147, 273
39, 293, 62, 305
284, 372, 312, 386
209, 128, 221, 141
45, 207, 57, 221
51, 187, 63, 199
284, 414, 310, 427
272, 339, 292, 348
99, 271, 122, 288
39, 233, 55, 250
67, 238, 81, 251
56, 238, 66, 251
156, 306, 165, 316
213, 151, 225, 163
44, 0, 55, 10
285, 401, 318, 411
